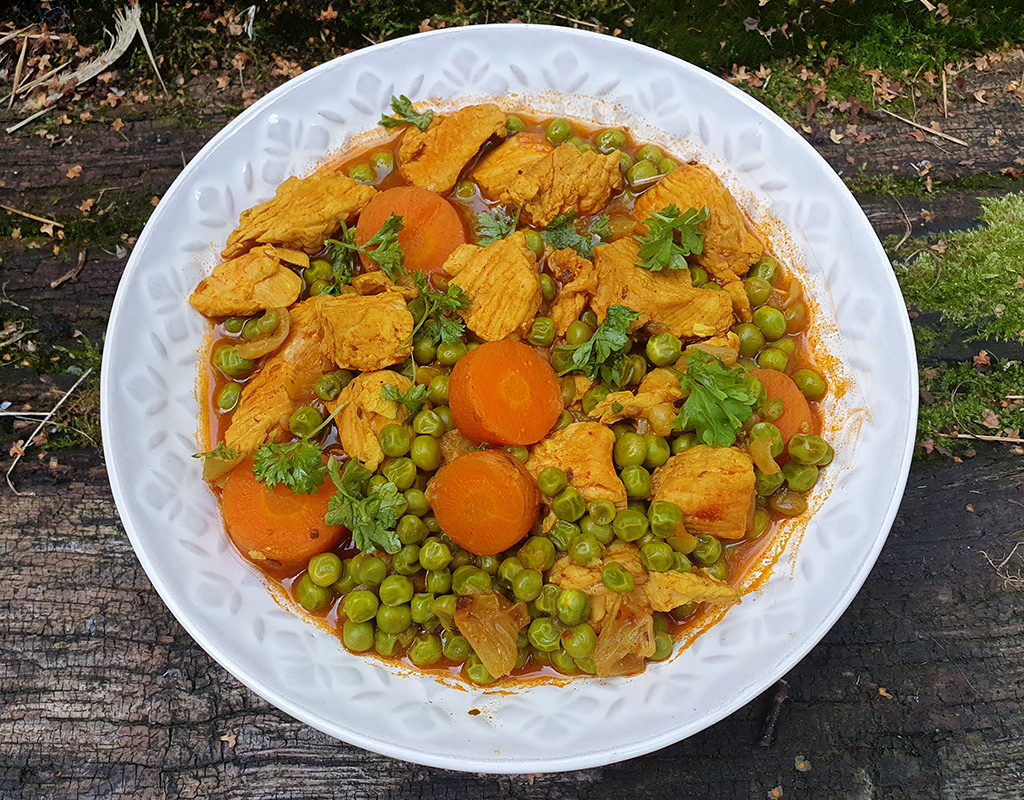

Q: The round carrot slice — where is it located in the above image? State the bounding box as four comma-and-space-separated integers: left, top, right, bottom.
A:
750, 368, 816, 445
355, 185, 467, 276
220, 457, 345, 574
429, 450, 541, 556
449, 339, 563, 446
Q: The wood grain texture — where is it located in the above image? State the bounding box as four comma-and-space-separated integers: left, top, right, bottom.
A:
2, 67, 1024, 800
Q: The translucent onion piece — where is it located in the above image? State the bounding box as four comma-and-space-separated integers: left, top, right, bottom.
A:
455, 592, 530, 678
748, 435, 780, 475
591, 594, 655, 677
236, 307, 290, 359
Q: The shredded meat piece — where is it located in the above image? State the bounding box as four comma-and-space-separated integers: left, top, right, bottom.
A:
589, 368, 683, 435
632, 163, 764, 283
224, 300, 332, 454
310, 291, 413, 372
398, 104, 507, 194
546, 247, 598, 335
189, 246, 304, 318
645, 569, 742, 612
651, 445, 756, 540
443, 232, 541, 341
525, 422, 627, 509
470, 132, 553, 200
222, 171, 376, 259
350, 271, 418, 300
327, 370, 413, 470
591, 238, 734, 339
501, 144, 623, 228
722, 279, 753, 322
439, 428, 477, 466
684, 332, 741, 366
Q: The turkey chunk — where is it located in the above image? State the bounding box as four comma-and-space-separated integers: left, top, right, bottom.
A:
310, 292, 413, 372
398, 104, 507, 194
501, 144, 624, 228
592, 238, 733, 339
526, 422, 627, 509
652, 445, 756, 540
548, 541, 645, 628
470, 133, 553, 200
589, 368, 683, 436
547, 248, 598, 336
224, 301, 332, 454
189, 246, 304, 317
223, 171, 376, 258
633, 163, 764, 283
645, 570, 741, 612
327, 370, 413, 470
685, 332, 741, 366
443, 232, 541, 341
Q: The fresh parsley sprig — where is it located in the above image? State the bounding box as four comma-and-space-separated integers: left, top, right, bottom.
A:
192, 441, 241, 462
540, 212, 611, 260
673, 350, 760, 447
321, 223, 360, 290
324, 458, 404, 554
404, 271, 472, 347
634, 204, 709, 272
251, 404, 346, 494
475, 206, 520, 246
553, 304, 639, 388
327, 213, 407, 283
381, 382, 428, 420
379, 95, 435, 131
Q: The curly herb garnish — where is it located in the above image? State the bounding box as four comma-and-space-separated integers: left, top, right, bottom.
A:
379, 95, 434, 131
673, 350, 760, 447
634, 204, 709, 272
553, 304, 639, 388
326, 213, 406, 283
324, 458, 404, 554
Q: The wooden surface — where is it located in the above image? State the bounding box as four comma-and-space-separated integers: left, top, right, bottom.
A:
3, 52, 1024, 800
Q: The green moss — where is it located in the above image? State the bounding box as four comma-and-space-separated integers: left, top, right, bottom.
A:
917, 360, 1024, 445
895, 194, 1024, 341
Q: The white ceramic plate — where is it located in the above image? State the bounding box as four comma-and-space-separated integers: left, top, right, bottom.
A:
102, 25, 917, 773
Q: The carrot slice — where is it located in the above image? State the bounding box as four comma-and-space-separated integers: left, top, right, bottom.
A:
449, 339, 563, 446
429, 450, 540, 556
220, 457, 345, 574
355, 186, 467, 276
750, 368, 816, 444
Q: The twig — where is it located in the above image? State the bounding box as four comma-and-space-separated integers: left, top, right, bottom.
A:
0, 26, 36, 47
878, 108, 968, 147
134, 11, 168, 96
758, 679, 790, 748
941, 67, 948, 118
1006, 395, 1024, 400
549, 12, 602, 30
0, 59, 71, 104
891, 194, 913, 250
50, 250, 87, 288
5, 367, 93, 496
8, 35, 28, 110
5, 107, 50, 134
937, 432, 1024, 444
0, 204, 64, 228
1, 282, 30, 311
980, 540, 1024, 590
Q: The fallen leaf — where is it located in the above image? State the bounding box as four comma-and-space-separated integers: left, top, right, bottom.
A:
980, 409, 1001, 429
219, 731, 237, 748
79, 111, 92, 122
768, 787, 783, 799
974, 89, 988, 104
966, 504, 974, 512
829, 129, 844, 144
919, 439, 935, 454
794, 755, 812, 773
79, 198, 95, 213
974, 350, 991, 368
318, 4, 338, 21
66, 165, 82, 179
9, 439, 25, 458
151, 196, 160, 207
112, 117, 125, 132
929, 240, 947, 254
907, 129, 925, 143
40, 223, 54, 237
879, 687, 892, 698
216, 75, 230, 89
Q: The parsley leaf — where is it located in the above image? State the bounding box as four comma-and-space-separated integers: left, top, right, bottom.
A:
322, 224, 360, 289
379, 95, 434, 131
324, 458, 403, 554
405, 272, 471, 347
327, 213, 407, 283
540, 212, 611, 260
634, 204, 709, 272
192, 442, 241, 461
252, 440, 326, 494
554, 304, 639, 388
381, 382, 428, 419
475, 206, 520, 246
673, 350, 760, 447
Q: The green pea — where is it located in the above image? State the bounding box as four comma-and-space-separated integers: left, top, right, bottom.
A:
612, 508, 649, 542
401, 489, 428, 518
436, 341, 467, 366
583, 500, 614, 527
565, 320, 594, 347
392, 514, 425, 546
787, 433, 830, 466
627, 160, 660, 189
752, 255, 780, 284
212, 344, 255, 378
668, 432, 695, 455
443, 632, 472, 661
374, 630, 399, 656
672, 552, 693, 573
562, 622, 597, 658
749, 508, 771, 539
378, 423, 411, 457
392, 544, 422, 576
569, 532, 602, 565
307, 552, 342, 587
505, 115, 526, 135
419, 377, 448, 408
754, 466, 786, 496
594, 128, 627, 153
768, 489, 808, 516
785, 302, 808, 333
770, 338, 796, 355
646, 333, 682, 367
241, 317, 261, 341
551, 486, 586, 522
659, 155, 680, 173
545, 520, 576, 552
412, 337, 437, 364
621, 353, 646, 387
783, 461, 819, 492
257, 311, 280, 335
448, 181, 475, 203
382, 457, 417, 491
408, 411, 439, 439
314, 370, 350, 402
750, 422, 784, 458
705, 556, 729, 582
610, 432, 645, 469
418, 538, 452, 571
745, 275, 773, 307
527, 317, 556, 347
433, 406, 454, 433
553, 589, 589, 627
752, 306, 787, 341
369, 150, 394, 173
650, 631, 674, 662
343, 589, 379, 622
601, 562, 635, 593
546, 118, 573, 144
518, 535, 557, 570
422, 567, 449, 594
342, 620, 374, 652
409, 593, 436, 625
636, 143, 664, 164
307, 279, 330, 296
523, 229, 544, 257
449, 546, 473, 569
306, 258, 335, 283
729, 323, 763, 359
792, 368, 827, 401
466, 653, 496, 685
452, 565, 491, 596
408, 632, 442, 667
216, 383, 241, 411
553, 409, 574, 431
502, 445, 528, 463
647, 501, 684, 538
582, 385, 610, 415
636, 437, 668, 472
289, 406, 324, 438
293, 573, 332, 611
512, 568, 543, 601
580, 515, 613, 545
351, 555, 386, 586
348, 163, 376, 185
223, 316, 245, 334
407, 435, 439, 472
375, 603, 412, 635
690, 266, 709, 287
691, 534, 722, 567
498, 556, 524, 586
530, 467, 565, 498
641, 541, 674, 572
528, 617, 561, 652
476, 554, 500, 575
757, 346, 789, 372
540, 272, 557, 302
331, 558, 357, 594
620, 464, 653, 499
760, 396, 784, 422
431, 594, 458, 628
